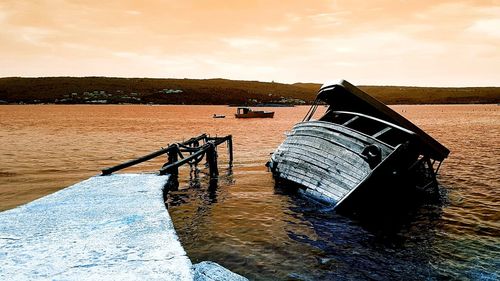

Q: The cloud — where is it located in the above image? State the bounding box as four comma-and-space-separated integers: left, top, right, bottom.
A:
18, 27, 53, 46
264, 26, 289, 32
221, 37, 279, 50
466, 19, 500, 38
125, 10, 141, 16
307, 12, 351, 27
0, 0, 498, 85
0, 9, 8, 24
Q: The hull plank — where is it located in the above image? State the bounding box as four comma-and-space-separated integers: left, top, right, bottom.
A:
271, 121, 377, 205
277, 145, 366, 184
279, 160, 355, 197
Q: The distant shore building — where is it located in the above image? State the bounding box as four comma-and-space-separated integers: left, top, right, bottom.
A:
160, 89, 183, 94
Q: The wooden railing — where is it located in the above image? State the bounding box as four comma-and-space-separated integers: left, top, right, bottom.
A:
101, 134, 233, 179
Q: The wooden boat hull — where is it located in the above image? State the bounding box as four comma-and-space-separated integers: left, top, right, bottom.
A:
235, 112, 274, 118
268, 121, 418, 208
268, 80, 448, 211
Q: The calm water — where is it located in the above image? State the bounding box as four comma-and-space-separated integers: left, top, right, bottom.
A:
0, 105, 498, 280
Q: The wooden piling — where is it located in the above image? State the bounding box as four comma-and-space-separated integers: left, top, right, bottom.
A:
228, 135, 233, 167
166, 145, 179, 176
206, 143, 218, 178
159, 148, 206, 175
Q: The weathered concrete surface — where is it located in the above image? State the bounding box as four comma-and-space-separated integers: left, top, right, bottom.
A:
194, 261, 248, 281
0, 174, 193, 280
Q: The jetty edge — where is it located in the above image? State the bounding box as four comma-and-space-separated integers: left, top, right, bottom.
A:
1, 133, 246, 280
268, 79, 450, 211
0, 174, 247, 280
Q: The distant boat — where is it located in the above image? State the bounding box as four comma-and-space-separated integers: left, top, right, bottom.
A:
213, 114, 225, 118
235, 107, 274, 118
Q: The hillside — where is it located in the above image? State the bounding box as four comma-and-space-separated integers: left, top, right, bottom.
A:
0, 77, 499, 105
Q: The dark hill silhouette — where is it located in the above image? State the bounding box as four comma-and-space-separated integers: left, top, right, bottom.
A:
0, 77, 498, 105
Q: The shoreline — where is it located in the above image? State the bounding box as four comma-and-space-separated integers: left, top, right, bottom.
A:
1, 77, 499, 105
1, 102, 498, 106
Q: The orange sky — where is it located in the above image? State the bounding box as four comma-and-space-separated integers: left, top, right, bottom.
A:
0, 0, 499, 86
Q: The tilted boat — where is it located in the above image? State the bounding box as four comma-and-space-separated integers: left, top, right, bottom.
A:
235, 107, 274, 118
267, 80, 449, 211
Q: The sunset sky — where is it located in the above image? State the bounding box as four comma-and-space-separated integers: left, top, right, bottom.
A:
0, 0, 499, 86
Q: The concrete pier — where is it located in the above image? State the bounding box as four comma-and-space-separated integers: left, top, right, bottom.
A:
0, 174, 246, 280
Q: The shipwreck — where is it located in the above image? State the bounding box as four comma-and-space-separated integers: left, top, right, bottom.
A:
267, 80, 449, 211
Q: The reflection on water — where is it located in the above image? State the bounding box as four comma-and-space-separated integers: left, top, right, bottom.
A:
0, 105, 498, 280
166, 165, 448, 280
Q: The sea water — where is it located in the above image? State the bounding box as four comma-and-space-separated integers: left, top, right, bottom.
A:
0, 104, 498, 280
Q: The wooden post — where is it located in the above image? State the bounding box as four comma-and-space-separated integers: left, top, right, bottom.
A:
206, 143, 218, 178
207, 177, 218, 201
166, 146, 179, 176
228, 135, 233, 168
